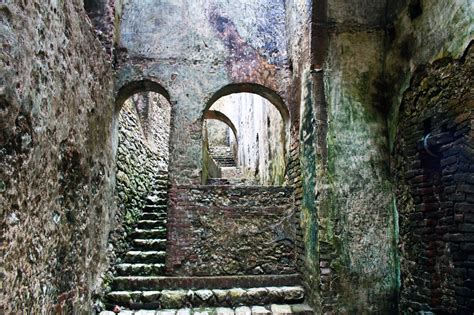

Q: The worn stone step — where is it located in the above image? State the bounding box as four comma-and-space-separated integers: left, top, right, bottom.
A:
116, 263, 166, 276
124, 251, 166, 263
133, 239, 167, 251
140, 213, 168, 220
100, 304, 314, 314
143, 204, 168, 211
106, 286, 305, 309
149, 191, 168, 201
112, 275, 301, 291
145, 196, 168, 205
151, 178, 168, 184
137, 220, 167, 229
131, 228, 167, 239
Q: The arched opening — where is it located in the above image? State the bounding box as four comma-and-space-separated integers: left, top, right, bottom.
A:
109, 80, 172, 278
202, 84, 289, 186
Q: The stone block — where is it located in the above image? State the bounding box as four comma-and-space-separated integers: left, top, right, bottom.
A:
270, 304, 292, 315
250, 306, 270, 315
234, 306, 251, 315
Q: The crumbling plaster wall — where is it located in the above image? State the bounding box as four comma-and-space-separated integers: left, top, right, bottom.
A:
288, 0, 400, 312
317, 3, 399, 312
116, 0, 292, 185
0, 1, 117, 313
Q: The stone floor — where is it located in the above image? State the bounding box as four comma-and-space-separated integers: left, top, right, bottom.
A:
100, 303, 314, 314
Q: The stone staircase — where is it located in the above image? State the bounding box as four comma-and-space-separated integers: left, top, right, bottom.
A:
208, 146, 237, 167
102, 171, 313, 314
206, 146, 254, 186
110, 171, 168, 282
103, 279, 312, 314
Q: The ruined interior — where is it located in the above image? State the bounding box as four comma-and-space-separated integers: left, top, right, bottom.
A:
0, 0, 472, 314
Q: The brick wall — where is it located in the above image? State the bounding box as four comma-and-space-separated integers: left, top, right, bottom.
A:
166, 185, 297, 276
394, 45, 473, 313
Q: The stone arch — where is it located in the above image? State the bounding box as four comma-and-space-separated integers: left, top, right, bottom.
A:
203, 83, 290, 129
116, 79, 171, 112
204, 110, 238, 144
112, 79, 172, 158
202, 83, 290, 185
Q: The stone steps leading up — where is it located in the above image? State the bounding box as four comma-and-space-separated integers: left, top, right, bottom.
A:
106, 286, 305, 310
100, 303, 314, 315
209, 146, 237, 168
106, 170, 312, 313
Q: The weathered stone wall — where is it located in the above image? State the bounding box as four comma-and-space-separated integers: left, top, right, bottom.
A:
0, 1, 116, 313
116, 0, 292, 185
166, 186, 297, 276
393, 44, 473, 314
130, 92, 171, 167
84, 0, 124, 61
211, 93, 286, 185
202, 127, 223, 180
205, 119, 231, 147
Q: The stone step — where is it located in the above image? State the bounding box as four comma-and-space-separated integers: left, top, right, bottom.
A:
148, 190, 168, 196
115, 263, 166, 276
100, 304, 314, 315
149, 185, 167, 190
143, 204, 168, 211
146, 196, 168, 205
133, 239, 167, 251
137, 220, 167, 229
112, 275, 301, 291
106, 286, 305, 309
140, 213, 168, 220
130, 228, 167, 239
151, 178, 168, 184
124, 251, 166, 263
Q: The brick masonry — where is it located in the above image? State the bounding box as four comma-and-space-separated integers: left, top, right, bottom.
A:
166, 185, 297, 276
393, 44, 473, 313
